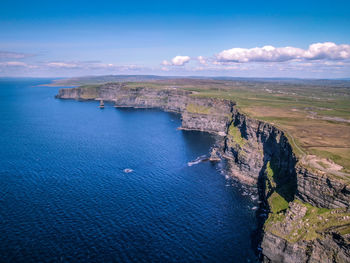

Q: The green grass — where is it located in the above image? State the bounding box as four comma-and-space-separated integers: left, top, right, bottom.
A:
338, 225, 350, 235
265, 199, 350, 243
124, 82, 166, 90
79, 84, 100, 89
76, 86, 99, 99
308, 147, 350, 171
268, 192, 289, 213
227, 123, 246, 147
265, 161, 291, 213
186, 103, 212, 114
266, 161, 276, 187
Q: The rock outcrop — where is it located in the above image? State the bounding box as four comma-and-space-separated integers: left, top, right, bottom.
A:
56, 83, 350, 262
296, 165, 350, 209
262, 230, 350, 263
261, 201, 350, 263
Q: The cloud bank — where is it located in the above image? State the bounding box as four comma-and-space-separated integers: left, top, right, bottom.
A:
216, 42, 350, 63
1, 42, 349, 78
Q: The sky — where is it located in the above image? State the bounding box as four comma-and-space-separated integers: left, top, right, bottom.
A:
1, 0, 350, 78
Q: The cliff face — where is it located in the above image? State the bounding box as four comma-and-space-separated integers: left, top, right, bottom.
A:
56, 83, 350, 263
262, 231, 350, 263
221, 109, 350, 209
223, 109, 296, 189
296, 165, 350, 209
57, 83, 233, 134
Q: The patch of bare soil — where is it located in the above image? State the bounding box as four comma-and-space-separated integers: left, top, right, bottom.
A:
301, 155, 350, 180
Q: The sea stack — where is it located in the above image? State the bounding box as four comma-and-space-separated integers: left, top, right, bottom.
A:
99, 100, 104, 109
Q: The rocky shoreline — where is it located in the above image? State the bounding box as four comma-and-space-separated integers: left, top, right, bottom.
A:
56, 83, 350, 262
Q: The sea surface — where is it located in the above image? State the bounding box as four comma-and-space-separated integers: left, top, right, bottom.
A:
0, 79, 258, 262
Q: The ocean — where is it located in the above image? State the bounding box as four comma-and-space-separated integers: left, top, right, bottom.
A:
0, 78, 258, 262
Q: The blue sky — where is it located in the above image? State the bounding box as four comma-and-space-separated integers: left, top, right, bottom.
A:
1, 0, 350, 78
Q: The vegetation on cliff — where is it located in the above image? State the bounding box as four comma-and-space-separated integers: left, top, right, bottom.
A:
265, 199, 350, 243
227, 122, 247, 148
76, 85, 99, 99
265, 160, 296, 211
186, 103, 212, 114
263, 159, 349, 247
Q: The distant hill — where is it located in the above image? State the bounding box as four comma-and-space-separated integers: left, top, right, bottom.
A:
46, 74, 350, 88
46, 75, 174, 86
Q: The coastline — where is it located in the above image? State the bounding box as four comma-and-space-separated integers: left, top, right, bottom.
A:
56, 83, 350, 262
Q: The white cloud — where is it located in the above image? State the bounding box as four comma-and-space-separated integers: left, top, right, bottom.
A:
0, 61, 28, 67
171, 55, 191, 66
47, 62, 78, 68
162, 60, 171, 66
0, 61, 40, 69
216, 42, 350, 63
304, 42, 350, 60
197, 56, 207, 65
0, 61, 39, 70
162, 56, 191, 66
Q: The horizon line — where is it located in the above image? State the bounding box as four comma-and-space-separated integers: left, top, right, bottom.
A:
1, 74, 350, 81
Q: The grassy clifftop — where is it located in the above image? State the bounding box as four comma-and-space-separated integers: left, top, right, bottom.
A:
186, 103, 213, 114
265, 199, 350, 243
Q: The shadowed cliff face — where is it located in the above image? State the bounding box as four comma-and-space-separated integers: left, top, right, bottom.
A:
223, 109, 297, 195
56, 83, 350, 263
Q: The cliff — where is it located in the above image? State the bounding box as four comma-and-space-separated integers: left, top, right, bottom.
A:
56, 83, 350, 262
57, 83, 234, 134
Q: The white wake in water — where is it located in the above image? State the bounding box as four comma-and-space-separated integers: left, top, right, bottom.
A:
187, 155, 208, 167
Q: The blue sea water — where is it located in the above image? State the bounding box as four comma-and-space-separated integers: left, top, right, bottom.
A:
0, 79, 258, 262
